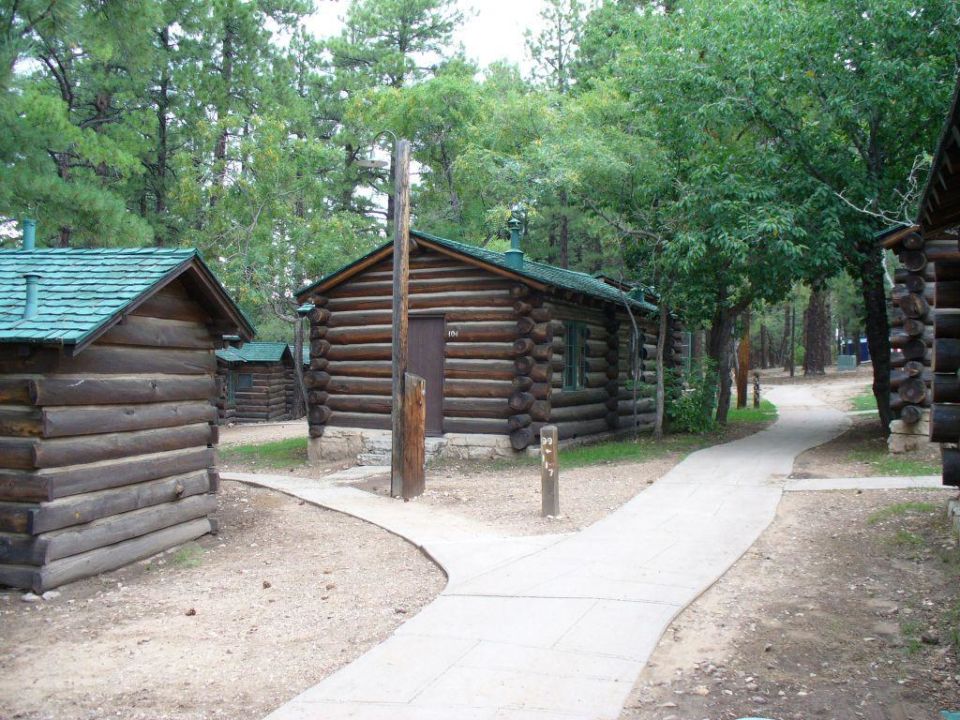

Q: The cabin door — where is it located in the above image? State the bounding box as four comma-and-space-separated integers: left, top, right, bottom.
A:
408, 316, 445, 435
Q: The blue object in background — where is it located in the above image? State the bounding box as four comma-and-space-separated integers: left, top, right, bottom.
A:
940, 712, 960, 719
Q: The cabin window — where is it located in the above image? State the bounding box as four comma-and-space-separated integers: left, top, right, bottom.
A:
237, 373, 253, 390
563, 321, 588, 390
226, 372, 236, 402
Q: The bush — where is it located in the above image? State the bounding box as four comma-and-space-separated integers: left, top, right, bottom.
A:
666, 358, 718, 434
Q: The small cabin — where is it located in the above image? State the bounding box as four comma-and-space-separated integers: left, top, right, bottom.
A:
0, 245, 253, 592
295, 230, 683, 462
884, 76, 960, 486
214, 342, 296, 423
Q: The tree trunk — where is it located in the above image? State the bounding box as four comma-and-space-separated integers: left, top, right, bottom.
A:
736, 309, 750, 408
859, 248, 892, 432
803, 287, 830, 375
292, 319, 307, 419
654, 304, 668, 441
708, 307, 736, 425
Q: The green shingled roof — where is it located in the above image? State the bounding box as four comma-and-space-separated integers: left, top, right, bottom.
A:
297, 229, 659, 313
216, 342, 292, 364
0, 247, 253, 348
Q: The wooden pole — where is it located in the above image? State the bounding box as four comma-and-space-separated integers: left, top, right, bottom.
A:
390, 138, 412, 498
736, 309, 750, 408
402, 372, 425, 499
789, 302, 796, 378
540, 424, 559, 517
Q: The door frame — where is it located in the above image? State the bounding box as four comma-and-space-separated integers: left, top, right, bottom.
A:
409, 314, 447, 436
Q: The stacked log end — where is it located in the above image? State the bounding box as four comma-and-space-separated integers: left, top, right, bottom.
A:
509, 286, 549, 450
889, 233, 934, 439
305, 298, 331, 439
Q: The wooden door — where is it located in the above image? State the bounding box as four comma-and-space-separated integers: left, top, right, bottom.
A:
408, 316, 445, 435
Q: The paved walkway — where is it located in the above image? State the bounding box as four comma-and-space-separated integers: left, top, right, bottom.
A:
225, 385, 857, 720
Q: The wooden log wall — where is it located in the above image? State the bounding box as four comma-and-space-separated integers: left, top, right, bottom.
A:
214, 362, 236, 425
300, 246, 678, 448
890, 235, 937, 435
233, 362, 290, 423
0, 279, 221, 592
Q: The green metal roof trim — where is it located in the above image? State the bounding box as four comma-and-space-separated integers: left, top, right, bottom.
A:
297, 229, 659, 313
0, 247, 254, 348
216, 341, 292, 364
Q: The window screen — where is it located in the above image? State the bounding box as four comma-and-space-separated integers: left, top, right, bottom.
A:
563, 321, 587, 390
237, 373, 253, 390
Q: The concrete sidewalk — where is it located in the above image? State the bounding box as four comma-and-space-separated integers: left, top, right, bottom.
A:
225, 385, 849, 720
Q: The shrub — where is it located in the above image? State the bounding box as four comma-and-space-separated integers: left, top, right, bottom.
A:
666, 358, 718, 434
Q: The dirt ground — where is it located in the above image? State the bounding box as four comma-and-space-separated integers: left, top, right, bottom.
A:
620, 488, 960, 720
0, 481, 443, 720
219, 419, 308, 447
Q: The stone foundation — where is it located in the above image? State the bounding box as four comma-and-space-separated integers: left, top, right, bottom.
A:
308, 427, 520, 466
887, 410, 932, 454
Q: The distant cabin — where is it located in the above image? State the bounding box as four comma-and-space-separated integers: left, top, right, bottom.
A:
215, 342, 299, 424
882, 75, 960, 487
295, 230, 683, 460
0, 247, 253, 592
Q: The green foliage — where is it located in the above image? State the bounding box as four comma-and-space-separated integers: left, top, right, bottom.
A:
849, 448, 941, 477
666, 359, 719, 434
852, 388, 878, 412
219, 436, 309, 469
727, 399, 778, 425
171, 544, 204, 569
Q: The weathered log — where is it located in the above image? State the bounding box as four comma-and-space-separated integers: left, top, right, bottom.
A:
0, 448, 214, 503
898, 377, 928, 405
327, 411, 392, 430
443, 398, 511, 418
328, 307, 516, 328
530, 323, 554, 343
308, 391, 329, 405
325, 361, 392, 378
897, 265, 935, 283
309, 307, 332, 324
445, 342, 516, 360
309, 405, 334, 424
0, 469, 213, 537
900, 404, 923, 425
550, 403, 608, 423
605, 365, 620, 380
515, 356, 535, 375
445, 380, 514, 399
586, 372, 611, 388
513, 376, 534, 392
936, 281, 960, 307
444, 417, 510, 434
330, 276, 507, 298
308, 424, 325, 438
326, 395, 390, 414
529, 400, 550, 422
99, 316, 214, 350
517, 316, 536, 335
446, 322, 518, 343
898, 250, 927, 272
36, 401, 217, 439
514, 300, 532, 315
30, 423, 215, 471
942, 447, 960, 486
891, 367, 931, 389
304, 371, 331, 389
934, 338, 960, 372
509, 392, 535, 413
326, 290, 514, 313
606, 412, 620, 429
901, 232, 925, 250
528, 382, 551, 400
325, 325, 391, 345
513, 338, 535, 357
930, 403, 960, 442
326, 343, 391, 361
510, 284, 530, 299
934, 261, 960, 282
510, 427, 533, 450
923, 240, 960, 263
898, 292, 930, 320
401, 373, 426, 499
447, 359, 516, 381
309, 325, 329, 340
529, 363, 553, 383
507, 414, 532, 431
0, 346, 216, 377
531, 344, 553, 362
900, 318, 929, 338
7, 517, 213, 593
618, 398, 656, 414
934, 310, 960, 339
554, 418, 610, 440
530, 307, 550, 322
900, 338, 929, 361
933, 373, 960, 403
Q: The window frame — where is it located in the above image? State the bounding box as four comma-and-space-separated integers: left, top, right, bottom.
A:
563, 321, 588, 390
236, 373, 253, 391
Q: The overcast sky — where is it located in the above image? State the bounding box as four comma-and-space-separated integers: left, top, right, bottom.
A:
303, 0, 552, 72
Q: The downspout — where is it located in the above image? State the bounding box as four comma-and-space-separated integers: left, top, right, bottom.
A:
22, 218, 36, 250
23, 274, 40, 319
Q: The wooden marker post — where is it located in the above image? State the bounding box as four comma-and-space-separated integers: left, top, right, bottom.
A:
390, 138, 412, 498
753, 372, 761, 408
402, 372, 426, 499
540, 424, 559, 517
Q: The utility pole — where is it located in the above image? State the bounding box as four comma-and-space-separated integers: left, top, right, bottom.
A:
390, 139, 413, 498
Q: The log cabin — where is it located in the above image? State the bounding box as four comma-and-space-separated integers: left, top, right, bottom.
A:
215, 342, 296, 423
295, 228, 683, 462
882, 74, 960, 485
0, 243, 254, 592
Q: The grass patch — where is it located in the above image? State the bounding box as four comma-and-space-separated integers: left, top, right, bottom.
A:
851, 387, 877, 411
171, 544, 204, 569
848, 447, 940, 476
890, 529, 925, 547
867, 501, 940, 525
727, 399, 778, 424
219, 436, 309, 469
474, 400, 778, 472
